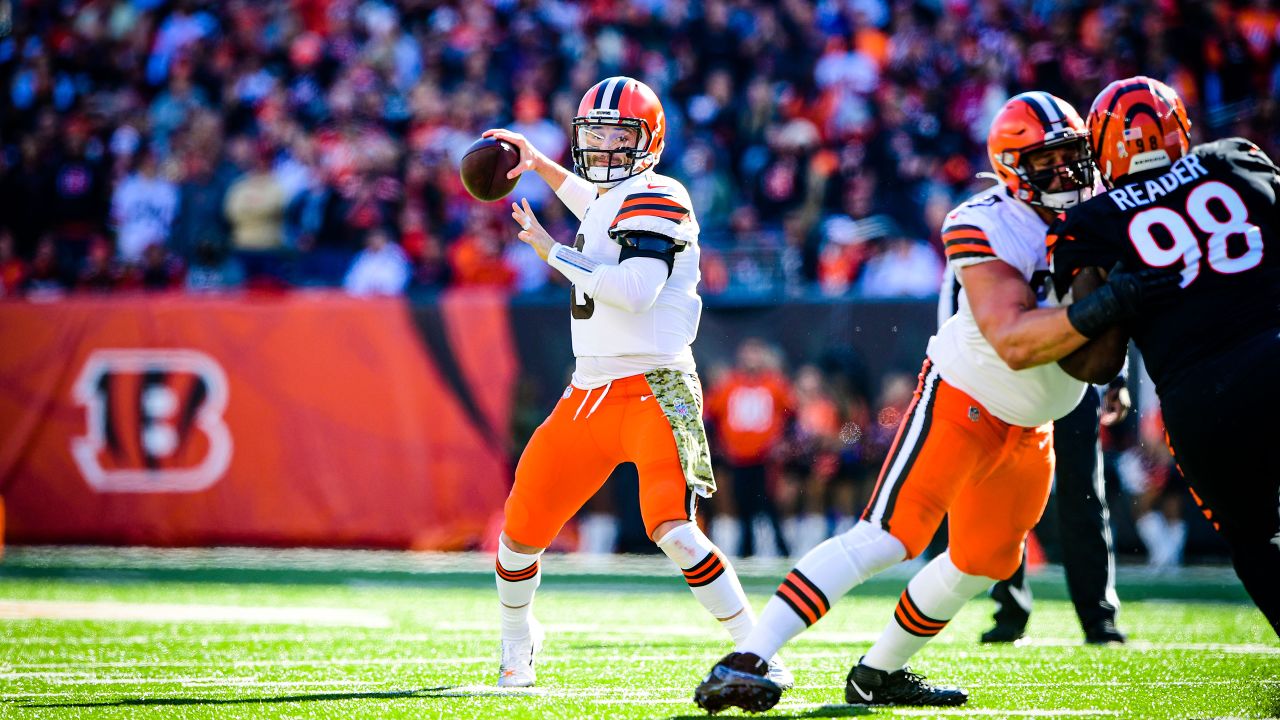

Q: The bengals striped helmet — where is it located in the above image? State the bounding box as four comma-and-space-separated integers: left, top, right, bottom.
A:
572, 76, 666, 187
987, 91, 1094, 210
1087, 76, 1192, 188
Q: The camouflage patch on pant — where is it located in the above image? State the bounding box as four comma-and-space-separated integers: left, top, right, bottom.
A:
644, 369, 716, 497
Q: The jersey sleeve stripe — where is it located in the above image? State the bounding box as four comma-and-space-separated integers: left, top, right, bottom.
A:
621, 198, 688, 213
611, 209, 689, 227
943, 236, 991, 249
617, 202, 690, 216
941, 228, 989, 243
947, 249, 998, 261
947, 240, 993, 254
623, 192, 681, 202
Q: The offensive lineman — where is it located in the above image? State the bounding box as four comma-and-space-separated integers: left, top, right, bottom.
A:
693, 92, 1178, 712
1051, 76, 1280, 637
483, 76, 792, 688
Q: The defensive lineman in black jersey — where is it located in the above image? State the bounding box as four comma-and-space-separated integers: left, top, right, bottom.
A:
1051, 77, 1280, 636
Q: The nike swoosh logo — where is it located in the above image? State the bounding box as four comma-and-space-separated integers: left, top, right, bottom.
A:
849, 679, 873, 702
1006, 583, 1033, 613
640, 395, 653, 401
646, 183, 662, 189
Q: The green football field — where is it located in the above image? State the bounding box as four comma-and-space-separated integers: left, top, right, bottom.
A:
0, 548, 1276, 719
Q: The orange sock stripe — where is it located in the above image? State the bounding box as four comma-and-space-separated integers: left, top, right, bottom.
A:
786, 570, 831, 615
894, 604, 943, 637
496, 559, 540, 582
683, 552, 719, 577
893, 591, 947, 636
899, 590, 947, 629
775, 583, 820, 626
684, 555, 726, 585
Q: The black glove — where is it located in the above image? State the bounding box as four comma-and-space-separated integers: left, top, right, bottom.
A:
1066, 263, 1181, 338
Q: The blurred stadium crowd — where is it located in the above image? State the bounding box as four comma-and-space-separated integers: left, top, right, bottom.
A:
1, 0, 1277, 297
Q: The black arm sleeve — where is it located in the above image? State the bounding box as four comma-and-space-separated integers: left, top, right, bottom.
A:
615, 230, 679, 277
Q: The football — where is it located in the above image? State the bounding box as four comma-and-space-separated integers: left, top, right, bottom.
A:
459, 137, 521, 202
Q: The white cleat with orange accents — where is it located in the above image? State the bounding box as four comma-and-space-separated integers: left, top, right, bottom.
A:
497, 618, 544, 688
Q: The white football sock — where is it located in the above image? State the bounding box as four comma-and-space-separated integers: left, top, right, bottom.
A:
496, 541, 543, 640
657, 522, 755, 643
862, 551, 991, 672
739, 521, 906, 661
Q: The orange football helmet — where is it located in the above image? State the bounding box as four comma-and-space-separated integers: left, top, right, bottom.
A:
1087, 76, 1192, 187
988, 91, 1094, 210
572, 76, 666, 187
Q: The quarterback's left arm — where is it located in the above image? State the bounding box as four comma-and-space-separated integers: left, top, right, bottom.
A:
512, 198, 672, 313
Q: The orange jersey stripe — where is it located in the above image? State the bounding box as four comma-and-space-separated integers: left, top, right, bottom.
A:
611, 208, 688, 225
944, 243, 996, 257
941, 231, 989, 244
621, 196, 685, 209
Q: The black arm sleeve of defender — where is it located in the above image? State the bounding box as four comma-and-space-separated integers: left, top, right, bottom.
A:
616, 230, 679, 277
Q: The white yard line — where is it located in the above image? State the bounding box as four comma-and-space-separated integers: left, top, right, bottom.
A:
0, 600, 390, 628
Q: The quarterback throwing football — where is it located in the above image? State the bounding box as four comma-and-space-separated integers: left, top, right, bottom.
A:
484, 76, 790, 690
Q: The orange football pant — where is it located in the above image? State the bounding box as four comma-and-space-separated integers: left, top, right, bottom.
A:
504, 373, 697, 548
861, 359, 1056, 580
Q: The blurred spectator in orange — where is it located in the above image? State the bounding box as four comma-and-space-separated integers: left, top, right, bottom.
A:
779, 365, 844, 555
705, 338, 793, 557
448, 211, 516, 289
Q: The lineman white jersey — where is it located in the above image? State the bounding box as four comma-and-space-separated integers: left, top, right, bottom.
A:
561, 170, 702, 387
926, 186, 1086, 427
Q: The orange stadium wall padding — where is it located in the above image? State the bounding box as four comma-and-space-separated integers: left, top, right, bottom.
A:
0, 290, 515, 549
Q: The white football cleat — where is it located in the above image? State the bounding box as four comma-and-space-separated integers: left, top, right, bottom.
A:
767, 657, 795, 690
497, 618, 543, 688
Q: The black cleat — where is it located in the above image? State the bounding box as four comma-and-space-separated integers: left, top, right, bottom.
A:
694, 652, 782, 715
845, 658, 969, 706
980, 622, 1027, 644
1084, 620, 1127, 645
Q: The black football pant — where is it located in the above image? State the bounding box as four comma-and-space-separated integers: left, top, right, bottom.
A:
989, 388, 1119, 633
1160, 335, 1280, 638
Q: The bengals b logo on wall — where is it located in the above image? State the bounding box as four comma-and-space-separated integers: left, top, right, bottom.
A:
71, 349, 232, 493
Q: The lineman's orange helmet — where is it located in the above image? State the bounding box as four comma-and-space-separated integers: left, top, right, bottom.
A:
988, 91, 1094, 210
1087, 75, 1192, 188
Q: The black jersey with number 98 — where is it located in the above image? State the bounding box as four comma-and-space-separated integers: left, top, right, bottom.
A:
1050, 138, 1280, 391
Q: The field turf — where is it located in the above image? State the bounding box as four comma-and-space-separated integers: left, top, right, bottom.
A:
1, 548, 1276, 719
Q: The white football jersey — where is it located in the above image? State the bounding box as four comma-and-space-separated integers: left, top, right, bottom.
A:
568, 170, 702, 385
926, 186, 1086, 427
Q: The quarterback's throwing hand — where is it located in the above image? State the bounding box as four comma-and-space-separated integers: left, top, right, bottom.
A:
483, 128, 541, 180
512, 198, 556, 260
